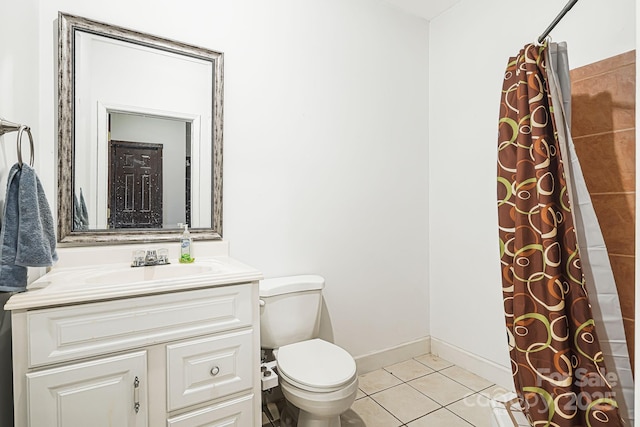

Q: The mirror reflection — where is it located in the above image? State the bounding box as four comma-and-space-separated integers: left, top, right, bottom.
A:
106, 113, 190, 230
58, 12, 223, 244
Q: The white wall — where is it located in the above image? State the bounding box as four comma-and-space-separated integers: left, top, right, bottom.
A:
429, 0, 636, 372
0, 0, 39, 189
2, 0, 431, 359
0, 2, 38, 424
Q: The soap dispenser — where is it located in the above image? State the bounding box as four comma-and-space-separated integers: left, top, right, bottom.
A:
177, 223, 194, 263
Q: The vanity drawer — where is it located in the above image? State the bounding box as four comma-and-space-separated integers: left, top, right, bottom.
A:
167, 393, 254, 427
28, 284, 253, 367
166, 328, 254, 411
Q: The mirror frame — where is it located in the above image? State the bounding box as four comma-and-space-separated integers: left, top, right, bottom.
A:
58, 12, 223, 244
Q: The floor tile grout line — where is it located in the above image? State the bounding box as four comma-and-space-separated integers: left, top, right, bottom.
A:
437, 369, 496, 393
399, 368, 489, 401
384, 362, 443, 376
403, 379, 474, 407
443, 406, 476, 426
381, 357, 458, 386
363, 359, 497, 427
401, 405, 452, 426
443, 389, 494, 408
365, 364, 494, 426
360, 386, 490, 427
365, 371, 447, 425
384, 370, 435, 384
365, 395, 407, 426
411, 357, 454, 372
354, 356, 497, 427
395, 404, 478, 427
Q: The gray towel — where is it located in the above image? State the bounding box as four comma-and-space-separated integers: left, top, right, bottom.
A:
0, 163, 57, 292
73, 192, 81, 230
79, 187, 88, 230
73, 187, 89, 231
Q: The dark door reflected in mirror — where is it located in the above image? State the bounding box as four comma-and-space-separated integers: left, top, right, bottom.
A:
109, 140, 163, 229
102, 112, 190, 230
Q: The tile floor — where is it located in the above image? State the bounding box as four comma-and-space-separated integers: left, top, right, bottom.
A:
263, 353, 515, 427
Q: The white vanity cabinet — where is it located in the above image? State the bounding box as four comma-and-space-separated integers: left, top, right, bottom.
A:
7, 260, 262, 427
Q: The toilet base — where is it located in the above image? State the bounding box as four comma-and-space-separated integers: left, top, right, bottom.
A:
297, 409, 341, 427
278, 374, 358, 427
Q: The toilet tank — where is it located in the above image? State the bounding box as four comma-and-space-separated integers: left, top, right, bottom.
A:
259, 275, 325, 349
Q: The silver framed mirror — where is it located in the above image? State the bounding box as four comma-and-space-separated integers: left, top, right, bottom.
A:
58, 12, 223, 244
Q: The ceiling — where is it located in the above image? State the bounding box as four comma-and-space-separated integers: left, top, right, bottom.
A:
381, 0, 462, 21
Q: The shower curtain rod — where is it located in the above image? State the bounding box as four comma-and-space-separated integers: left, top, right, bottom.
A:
537, 0, 579, 44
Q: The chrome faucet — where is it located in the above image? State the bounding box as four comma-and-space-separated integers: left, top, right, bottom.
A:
131, 249, 170, 267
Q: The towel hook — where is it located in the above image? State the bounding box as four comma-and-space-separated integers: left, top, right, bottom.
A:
0, 117, 35, 168
16, 125, 34, 168
0, 117, 21, 136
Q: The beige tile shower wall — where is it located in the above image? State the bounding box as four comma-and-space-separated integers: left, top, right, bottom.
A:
570, 50, 636, 370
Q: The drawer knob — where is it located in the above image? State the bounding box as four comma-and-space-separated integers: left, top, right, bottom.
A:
210, 366, 220, 376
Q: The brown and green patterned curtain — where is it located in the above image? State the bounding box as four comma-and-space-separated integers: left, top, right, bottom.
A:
497, 43, 623, 427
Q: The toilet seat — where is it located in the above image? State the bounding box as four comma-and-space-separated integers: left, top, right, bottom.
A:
276, 338, 357, 393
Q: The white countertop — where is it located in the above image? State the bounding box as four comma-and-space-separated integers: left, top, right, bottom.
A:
5, 256, 263, 311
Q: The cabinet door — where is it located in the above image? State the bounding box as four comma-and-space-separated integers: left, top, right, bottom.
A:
27, 351, 147, 427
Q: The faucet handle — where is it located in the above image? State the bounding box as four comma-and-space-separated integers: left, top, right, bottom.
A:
145, 249, 157, 262
157, 248, 169, 264
132, 249, 145, 267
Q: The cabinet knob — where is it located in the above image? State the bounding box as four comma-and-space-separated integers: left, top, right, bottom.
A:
210, 366, 220, 376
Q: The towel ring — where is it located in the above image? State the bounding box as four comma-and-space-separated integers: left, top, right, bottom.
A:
17, 125, 34, 168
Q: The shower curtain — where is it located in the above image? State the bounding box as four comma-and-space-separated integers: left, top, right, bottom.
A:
497, 43, 632, 426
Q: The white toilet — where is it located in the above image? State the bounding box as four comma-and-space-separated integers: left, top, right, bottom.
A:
260, 275, 358, 427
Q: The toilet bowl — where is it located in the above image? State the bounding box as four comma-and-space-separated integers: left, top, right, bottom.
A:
259, 275, 358, 427
276, 339, 358, 427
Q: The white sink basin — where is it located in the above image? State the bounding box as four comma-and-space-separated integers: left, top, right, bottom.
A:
85, 263, 223, 285
9, 255, 263, 311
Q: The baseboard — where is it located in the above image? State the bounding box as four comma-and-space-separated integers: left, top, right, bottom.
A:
354, 336, 514, 391
354, 336, 431, 374
430, 337, 514, 390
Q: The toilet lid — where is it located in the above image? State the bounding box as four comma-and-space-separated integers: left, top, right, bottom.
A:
277, 339, 357, 391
